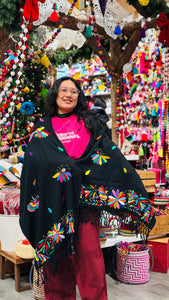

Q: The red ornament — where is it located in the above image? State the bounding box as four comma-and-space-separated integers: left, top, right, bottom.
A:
50, 3, 59, 22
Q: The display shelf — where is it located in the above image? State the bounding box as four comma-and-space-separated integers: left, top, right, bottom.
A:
125, 154, 139, 161
100, 232, 142, 248
100, 232, 167, 248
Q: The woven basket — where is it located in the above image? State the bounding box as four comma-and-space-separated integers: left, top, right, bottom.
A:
117, 246, 150, 284
32, 267, 45, 300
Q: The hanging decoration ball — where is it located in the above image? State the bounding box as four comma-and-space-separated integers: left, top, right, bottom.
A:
41, 88, 49, 99
138, 0, 149, 6
22, 87, 30, 93
50, 3, 59, 22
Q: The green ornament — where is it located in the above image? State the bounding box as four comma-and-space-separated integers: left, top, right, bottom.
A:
85, 25, 92, 38
41, 88, 48, 99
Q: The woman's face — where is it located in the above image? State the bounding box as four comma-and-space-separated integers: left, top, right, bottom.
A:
56, 80, 79, 114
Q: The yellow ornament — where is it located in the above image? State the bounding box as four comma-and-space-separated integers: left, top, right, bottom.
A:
32, 54, 41, 64
40, 55, 50, 68
17, 103, 21, 110
138, 0, 149, 6
98, 84, 105, 91
6, 133, 12, 140
22, 86, 30, 93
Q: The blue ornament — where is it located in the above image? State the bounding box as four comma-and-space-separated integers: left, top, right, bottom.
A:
114, 24, 122, 35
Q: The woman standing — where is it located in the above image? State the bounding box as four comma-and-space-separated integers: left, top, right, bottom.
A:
20, 77, 155, 300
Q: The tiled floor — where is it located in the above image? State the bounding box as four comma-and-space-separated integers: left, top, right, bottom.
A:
0, 269, 169, 300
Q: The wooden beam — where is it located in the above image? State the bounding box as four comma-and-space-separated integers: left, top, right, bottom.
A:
116, 0, 136, 13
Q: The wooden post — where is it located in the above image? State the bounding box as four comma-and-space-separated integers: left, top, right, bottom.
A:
52, 65, 57, 83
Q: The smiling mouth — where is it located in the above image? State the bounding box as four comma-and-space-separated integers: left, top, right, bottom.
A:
64, 100, 72, 103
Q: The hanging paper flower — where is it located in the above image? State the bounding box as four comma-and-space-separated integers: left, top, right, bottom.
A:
50, 3, 59, 22
20, 101, 35, 115
138, 0, 149, 6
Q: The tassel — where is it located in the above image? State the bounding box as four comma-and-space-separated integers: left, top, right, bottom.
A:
114, 23, 122, 35
85, 25, 92, 38
139, 144, 144, 156
50, 3, 59, 22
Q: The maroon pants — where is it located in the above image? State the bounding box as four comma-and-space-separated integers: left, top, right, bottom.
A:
44, 221, 108, 300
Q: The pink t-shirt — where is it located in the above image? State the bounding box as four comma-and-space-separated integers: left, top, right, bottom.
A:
52, 114, 91, 159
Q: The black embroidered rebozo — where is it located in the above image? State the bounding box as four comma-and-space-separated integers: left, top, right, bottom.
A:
19, 115, 156, 272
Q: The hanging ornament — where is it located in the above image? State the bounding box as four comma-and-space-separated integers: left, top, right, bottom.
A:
23, 0, 46, 23
98, 0, 108, 16
85, 25, 92, 37
140, 28, 146, 38
40, 54, 50, 68
138, 144, 144, 156
85, 15, 93, 38
114, 23, 122, 35
138, 0, 149, 6
140, 20, 146, 39
49, 3, 59, 22
157, 12, 169, 47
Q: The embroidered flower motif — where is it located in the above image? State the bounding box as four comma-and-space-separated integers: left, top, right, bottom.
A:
108, 189, 126, 209
98, 186, 108, 201
34, 250, 50, 265
141, 208, 151, 222
29, 127, 51, 142
37, 237, 54, 254
128, 191, 138, 204
87, 185, 97, 199
123, 167, 127, 173
65, 214, 75, 234
52, 165, 72, 182
58, 147, 64, 152
47, 223, 65, 243
133, 196, 148, 213
48, 207, 52, 213
27, 195, 39, 212
91, 149, 110, 165
85, 169, 91, 176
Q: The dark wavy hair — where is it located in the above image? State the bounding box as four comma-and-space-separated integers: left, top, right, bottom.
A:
46, 76, 95, 132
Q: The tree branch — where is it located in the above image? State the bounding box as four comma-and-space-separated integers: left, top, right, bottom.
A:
0, 28, 14, 63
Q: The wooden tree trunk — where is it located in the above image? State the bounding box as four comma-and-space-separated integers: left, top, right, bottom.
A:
0, 28, 15, 64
